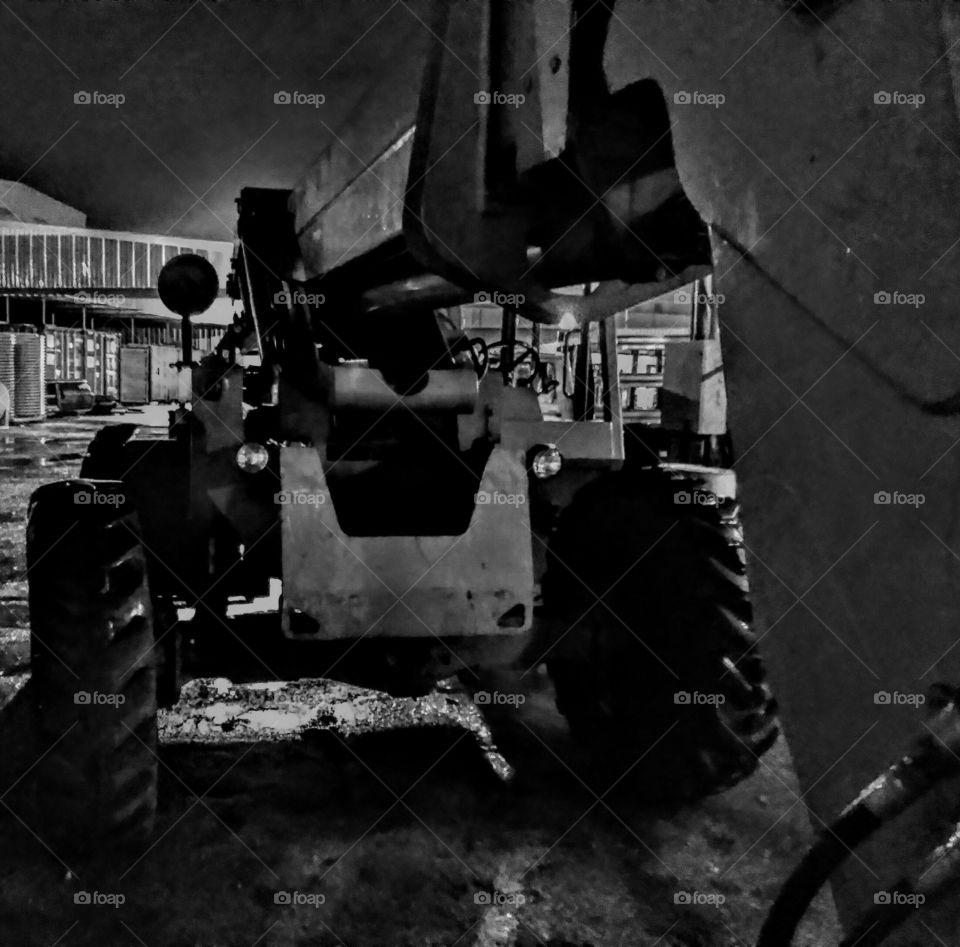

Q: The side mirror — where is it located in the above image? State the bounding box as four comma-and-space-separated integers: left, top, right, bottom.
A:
158, 253, 219, 368
158, 253, 219, 317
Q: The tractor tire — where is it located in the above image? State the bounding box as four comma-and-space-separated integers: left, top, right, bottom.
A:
27, 480, 158, 847
79, 432, 185, 708
542, 468, 779, 803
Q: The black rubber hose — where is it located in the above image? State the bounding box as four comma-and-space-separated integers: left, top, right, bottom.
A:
757, 689, 960, 947
837, 897, 915, 947
839, 817, 960, 947
756, 804, 882, 947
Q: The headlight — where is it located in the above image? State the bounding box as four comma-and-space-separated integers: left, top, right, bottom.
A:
236, 442, 269, 473
531, 444, 562, 479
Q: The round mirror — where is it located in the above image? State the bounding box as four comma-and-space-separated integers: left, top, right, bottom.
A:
158, 253, 219, 317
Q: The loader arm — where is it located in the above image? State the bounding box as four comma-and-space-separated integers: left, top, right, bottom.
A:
290, 0, 711, 324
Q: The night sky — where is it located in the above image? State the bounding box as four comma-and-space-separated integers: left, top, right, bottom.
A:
0, 0, 431, 240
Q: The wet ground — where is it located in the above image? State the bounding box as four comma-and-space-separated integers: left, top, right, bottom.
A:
0, 410, 839, 947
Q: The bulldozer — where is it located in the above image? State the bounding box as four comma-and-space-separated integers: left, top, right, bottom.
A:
24, 0, 778, 850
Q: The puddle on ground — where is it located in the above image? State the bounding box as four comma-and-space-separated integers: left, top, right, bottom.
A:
0, 431, 92, 469
0, 452, 84, 471
0, 411, 166, 470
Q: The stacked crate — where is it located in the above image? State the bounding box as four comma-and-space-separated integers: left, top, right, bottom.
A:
12, 330, 45, 421
0, 332, 14, 424
44, 327, 120, 398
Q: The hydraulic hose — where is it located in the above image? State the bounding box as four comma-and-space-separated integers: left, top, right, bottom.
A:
838, 821, 960, 947
757, 685, 960, 947
756, 803, 883, 947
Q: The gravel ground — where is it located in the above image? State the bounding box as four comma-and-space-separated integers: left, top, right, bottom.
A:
0, 412, 839, 947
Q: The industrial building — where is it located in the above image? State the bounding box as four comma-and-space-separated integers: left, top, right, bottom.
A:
0, 181, 231, 419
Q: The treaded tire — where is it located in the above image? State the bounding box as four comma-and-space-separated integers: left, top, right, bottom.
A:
79, 431, 184, 708
27, 480, 158, 847
543, 468, 779, 803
